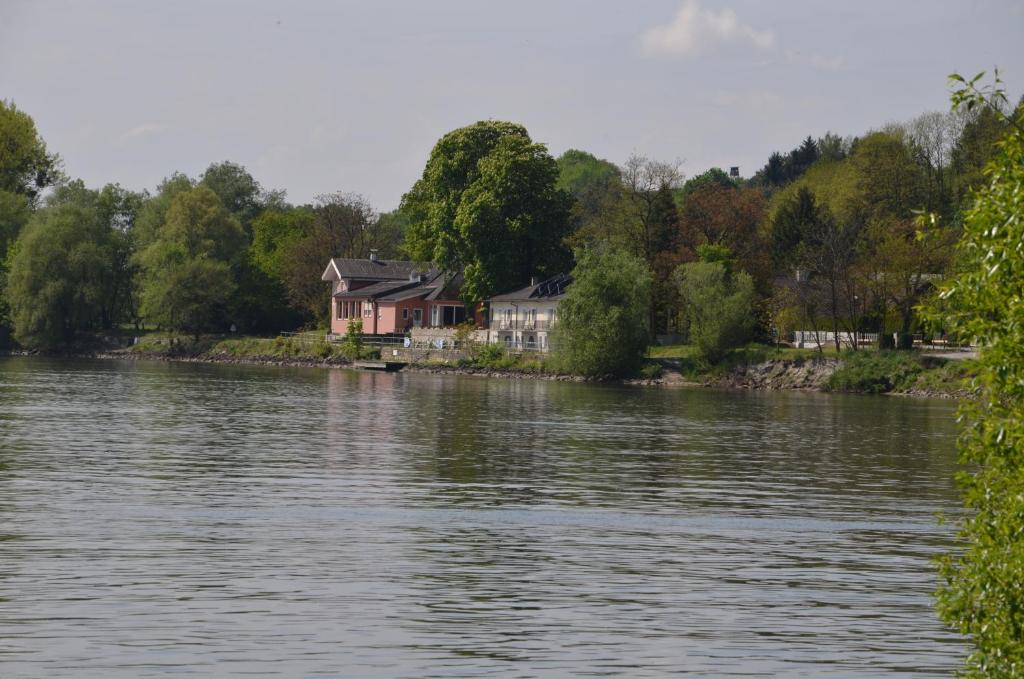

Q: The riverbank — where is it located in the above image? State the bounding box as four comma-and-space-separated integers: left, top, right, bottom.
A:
1, 337, 975, 398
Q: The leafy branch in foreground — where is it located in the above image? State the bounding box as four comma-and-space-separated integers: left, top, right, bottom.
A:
927, 71, 1024, 677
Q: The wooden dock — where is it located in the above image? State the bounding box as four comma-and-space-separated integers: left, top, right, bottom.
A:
352, 360, 405, 372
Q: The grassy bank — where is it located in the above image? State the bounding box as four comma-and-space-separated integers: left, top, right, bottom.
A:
825, 350, 975, 396
124, 333, 361, 363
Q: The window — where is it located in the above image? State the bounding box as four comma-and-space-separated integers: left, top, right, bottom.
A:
402, 308, 409, 320
431, 304, 467, 327
363, 302, 372, 317
413, 308, 423, 325
336, 301, 343, 320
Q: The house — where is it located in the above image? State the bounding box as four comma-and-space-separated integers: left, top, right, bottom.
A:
486, 274, 572, 352
321, 252, 474, 337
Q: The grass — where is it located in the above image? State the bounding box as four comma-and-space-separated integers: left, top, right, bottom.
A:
826, 350, 976, 394
125, 333, 362, 361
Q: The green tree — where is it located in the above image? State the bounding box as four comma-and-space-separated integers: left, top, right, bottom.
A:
200, 161, 284, 232
675, 254, 756, 364
6, 196, 115, 348
401, 121, 571, 301
929, 72, 1024, 677
279, 193, 397, 324
551, 247, 652, 377
680, 167, 736, 199
0, 100, 61, 204
132, 173, 193, 253
137, 187, 246, 339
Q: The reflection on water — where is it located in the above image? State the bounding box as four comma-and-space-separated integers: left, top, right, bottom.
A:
0, 357, 962, 677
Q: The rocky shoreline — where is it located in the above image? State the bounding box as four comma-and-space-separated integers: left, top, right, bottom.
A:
1, 349, 966, 398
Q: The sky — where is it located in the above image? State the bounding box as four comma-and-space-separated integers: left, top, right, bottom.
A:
2, 0, 1022, 211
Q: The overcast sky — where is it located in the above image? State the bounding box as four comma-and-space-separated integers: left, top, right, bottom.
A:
2, 0, 1022, 210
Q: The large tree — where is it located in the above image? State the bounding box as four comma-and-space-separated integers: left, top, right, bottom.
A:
401, 121, 571, 301
136, 187, 246, 338
6, 191, 116, 348
551, 247, 652, 377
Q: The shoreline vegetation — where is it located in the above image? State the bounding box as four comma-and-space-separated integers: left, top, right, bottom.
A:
1, 334, 975, 399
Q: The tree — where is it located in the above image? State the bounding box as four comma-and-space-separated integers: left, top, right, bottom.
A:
679, 183, 770, 292
929, 71, 1024, 677
401, 121, 572, 301
136, 187, 246, 338
551, 247, 652, 377
679, 167, 736, 199
0, 100, 61, 205
618, 154, 683, 263
771, 186, 860, 351
132, 173, 193, 253
675, 254, 756, 364
200, 161, 284, 232
277, 193, 397, 323
6, 197, 115, 348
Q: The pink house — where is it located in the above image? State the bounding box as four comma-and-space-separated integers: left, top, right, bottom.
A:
321, 253, 477, 336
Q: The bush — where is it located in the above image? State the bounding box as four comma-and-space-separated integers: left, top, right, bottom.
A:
675, 260, 756, 364
472, 342, 505, 365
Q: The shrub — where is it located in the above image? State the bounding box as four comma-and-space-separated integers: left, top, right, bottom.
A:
675, 260, 756, 364
927, 74, 1024, 675
552, 247, 652, 377
827, 350, 923, 393
473, 342, 506, 366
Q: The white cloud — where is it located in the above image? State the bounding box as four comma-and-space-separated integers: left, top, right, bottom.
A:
642, 0, 775, 57
120, 122, 169, 140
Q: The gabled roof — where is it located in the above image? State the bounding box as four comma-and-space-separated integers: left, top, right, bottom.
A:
488, 274, 573, 302
321, 257, 421, 282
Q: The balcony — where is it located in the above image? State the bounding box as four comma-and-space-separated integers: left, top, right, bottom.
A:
491, 318, 554, 331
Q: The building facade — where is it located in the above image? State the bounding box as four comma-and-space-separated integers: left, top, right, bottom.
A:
321, 254, 473, 336
485, 274, 572, 352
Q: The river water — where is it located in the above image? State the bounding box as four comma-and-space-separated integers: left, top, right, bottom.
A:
0, 357, 964, 677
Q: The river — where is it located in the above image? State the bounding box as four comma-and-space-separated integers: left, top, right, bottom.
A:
0, 357, 964, 677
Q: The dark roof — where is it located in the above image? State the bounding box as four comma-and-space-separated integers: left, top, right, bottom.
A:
334, 279, 417, 299
487, 274, 573, 302
334, 270, 466, 303
327, 258, 420, 280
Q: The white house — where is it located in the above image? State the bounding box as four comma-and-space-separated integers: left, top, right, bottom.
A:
486, 274, 572, 352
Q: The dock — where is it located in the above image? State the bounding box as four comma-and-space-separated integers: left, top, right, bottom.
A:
352, 360, 405, 372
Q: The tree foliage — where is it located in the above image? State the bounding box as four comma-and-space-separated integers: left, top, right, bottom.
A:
401, 121, 571, 301
0, 100, 61, 204
6, 193, 117, 347
136, 187, 246, 338
551, 247, 652, 377
928, 71, 1024, 677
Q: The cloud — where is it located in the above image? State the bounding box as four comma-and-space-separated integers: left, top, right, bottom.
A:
120, 122, 169, 140
642, 0, 775, 57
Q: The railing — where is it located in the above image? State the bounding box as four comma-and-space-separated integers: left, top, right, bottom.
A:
491, 319, 553, 331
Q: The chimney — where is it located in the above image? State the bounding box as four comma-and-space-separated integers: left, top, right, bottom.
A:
369, 249, 378, 262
